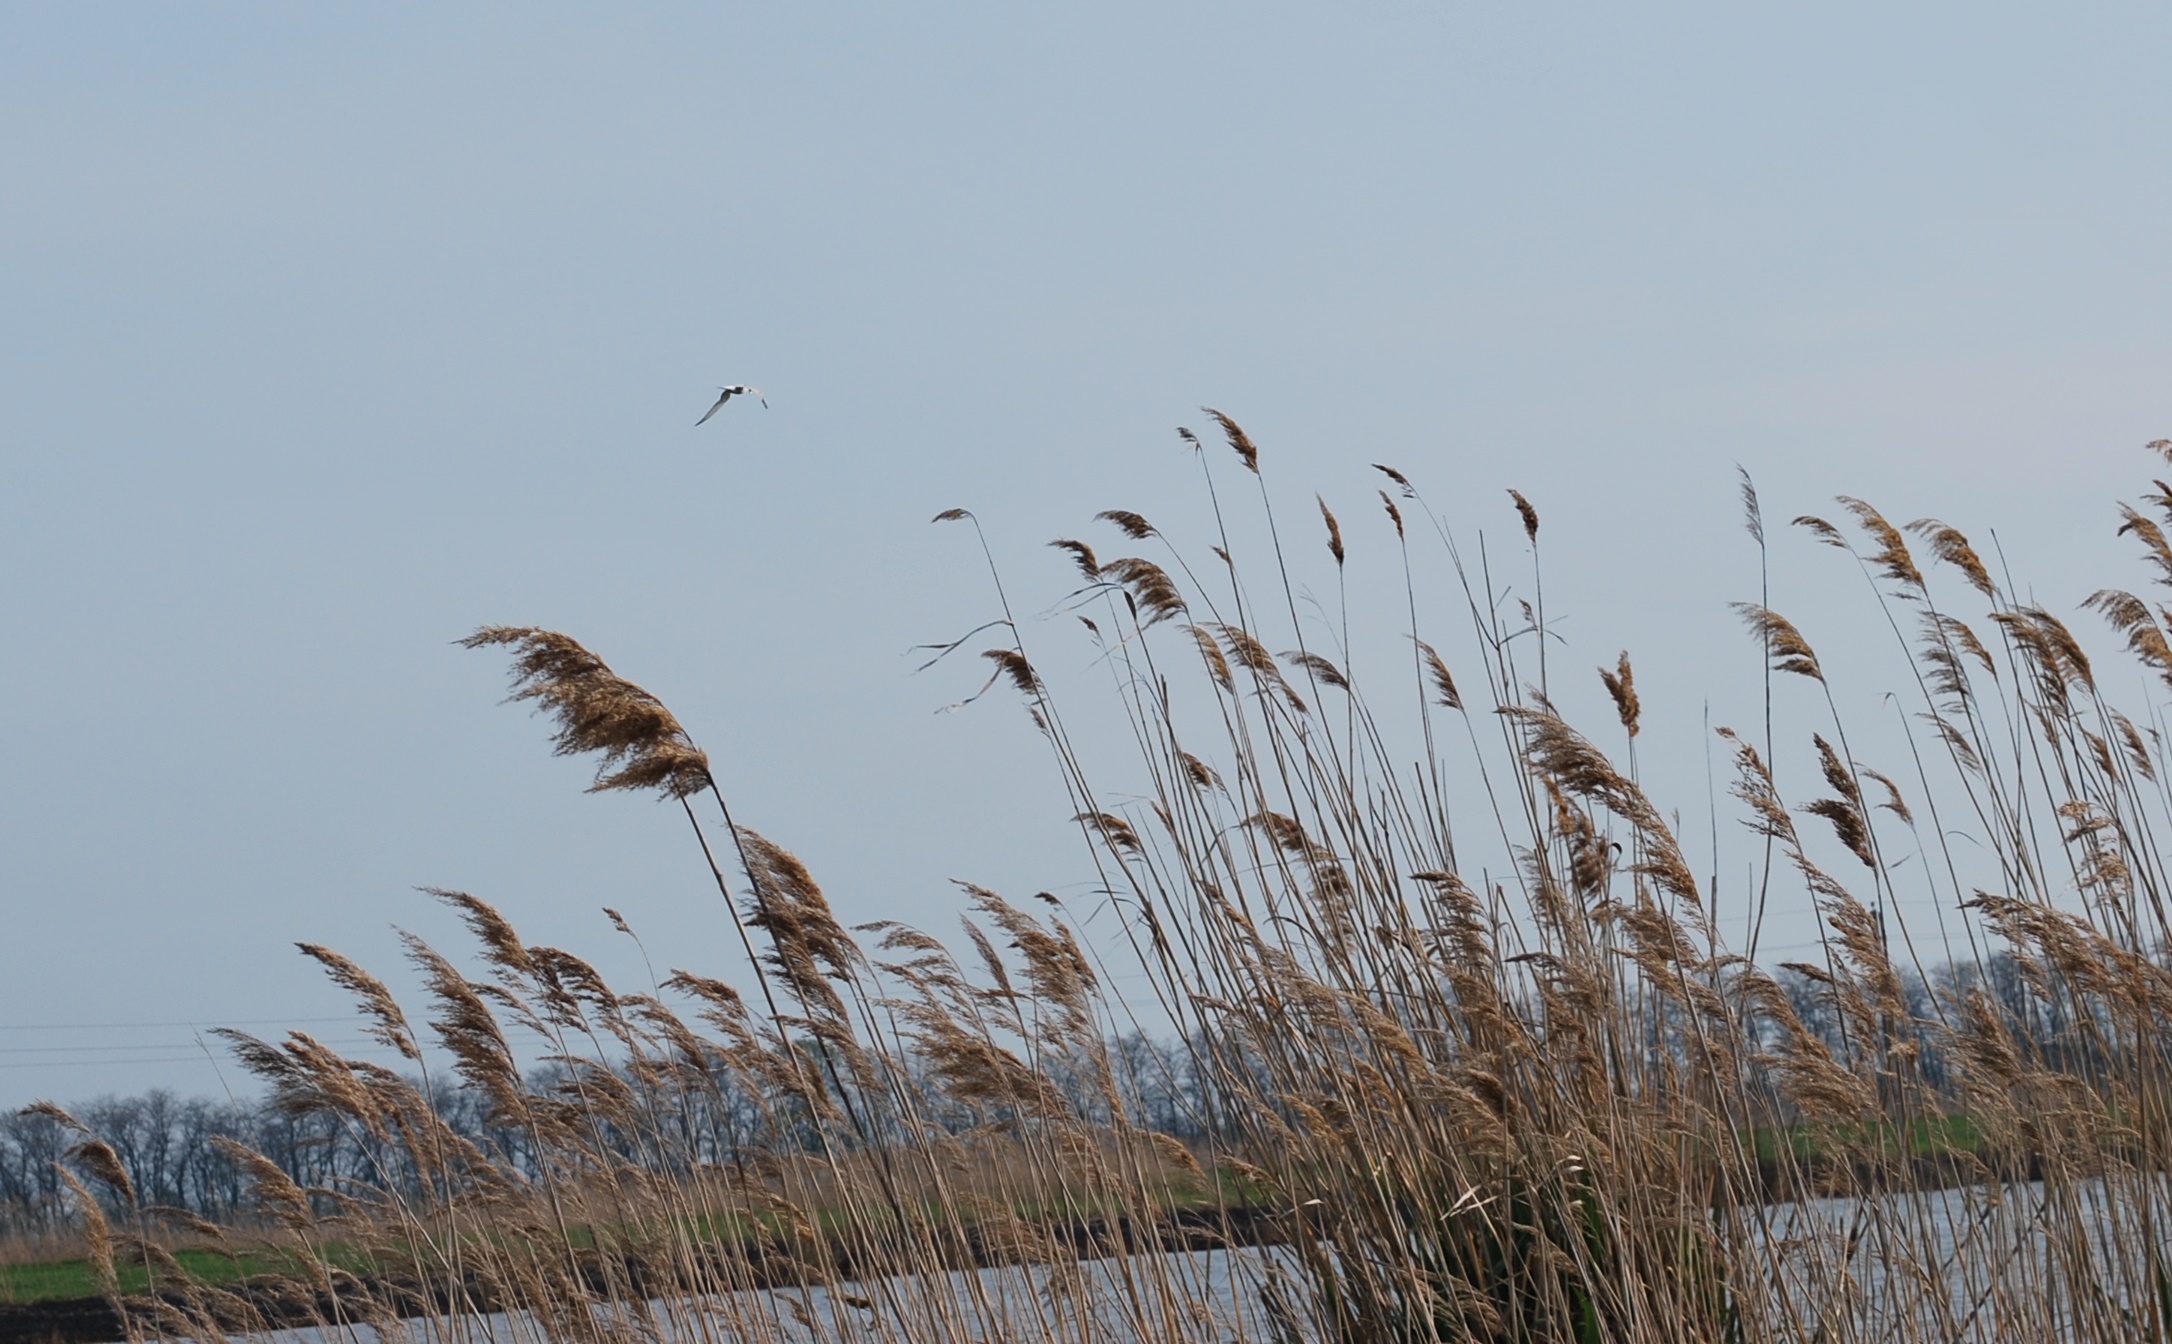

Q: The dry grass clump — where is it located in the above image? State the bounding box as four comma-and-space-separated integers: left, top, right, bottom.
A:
31, 422, 2172, 1342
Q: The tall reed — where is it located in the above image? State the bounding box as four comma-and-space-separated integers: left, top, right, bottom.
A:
31, 429, 2172, 1342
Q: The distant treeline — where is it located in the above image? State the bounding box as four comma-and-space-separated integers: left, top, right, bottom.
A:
0, 1030, 1208, 1236
0, 950, 2094, 1234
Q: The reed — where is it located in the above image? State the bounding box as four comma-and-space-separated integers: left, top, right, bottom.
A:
29, 427, 2172, 1342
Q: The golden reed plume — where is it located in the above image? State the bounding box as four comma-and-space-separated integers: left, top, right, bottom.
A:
461, 626, 711, 798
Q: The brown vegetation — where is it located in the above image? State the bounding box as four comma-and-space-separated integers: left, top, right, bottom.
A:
24, 424, 2172, 1341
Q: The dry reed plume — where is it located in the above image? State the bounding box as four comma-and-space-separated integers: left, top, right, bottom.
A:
30, 420, 2172, 1343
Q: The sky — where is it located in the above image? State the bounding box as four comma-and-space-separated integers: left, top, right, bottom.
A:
2, 2, 2169, 1107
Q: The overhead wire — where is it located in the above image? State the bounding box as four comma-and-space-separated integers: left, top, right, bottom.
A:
0, 1016, 357, 1032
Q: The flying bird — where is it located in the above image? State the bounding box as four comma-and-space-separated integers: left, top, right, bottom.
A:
696, 385, 767, 424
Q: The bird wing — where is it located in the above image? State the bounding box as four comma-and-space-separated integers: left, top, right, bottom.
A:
695, 391, 732, 425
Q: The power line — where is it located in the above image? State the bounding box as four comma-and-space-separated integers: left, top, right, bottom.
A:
0, 1017, 356, 1032
0, 1056, 231, 1070
0, 1038, 381, 1055
0, 1045, 415, 1071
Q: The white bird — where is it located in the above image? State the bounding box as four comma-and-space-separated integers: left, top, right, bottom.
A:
696, 385, 767, 424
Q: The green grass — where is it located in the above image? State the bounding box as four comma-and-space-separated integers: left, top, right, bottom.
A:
0, 1173, 1269, 1307
0, 1246, 310, 1305
1745, 1114, 1986, 1164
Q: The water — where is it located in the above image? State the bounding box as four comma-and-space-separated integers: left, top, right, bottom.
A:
236, 1243, 1307, 1344
209, 1176, 2172, 1342
1738, 1175, 2172, 1342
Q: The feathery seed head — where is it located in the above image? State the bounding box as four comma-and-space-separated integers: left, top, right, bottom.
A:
210, 1138, 316, 1232
1598, 652, 1639, 737
1508, 490, 1539, 542
54, 1170, 116, 1295
1181, 751, 1221, 790
982, 648, 1041, 695
1379, 490, 1404, 538
296, 943, 418, 1060
1793, 515, 1848, 549
1802, 797, 1874, 868
1216, 624, 1278, 677
20, 1101, 87, 1133
1099, 556, 1187, 625
1284, 649, 1349, 690
67, 1139, 136, 1207
1416, 640, 1462, 710
1906, 518, 1997, 598
1738, 467, 1764, 545
1858, 767, 1913, 824
1049, 538, 1100, 581
1732, 604, 1825, 682
2113, 710, 2157, 779
2115, 504, 2172, 587
461, 626, 711, 798
429, 888, 535, 983
1095, 509, 1156, 539
2084, 588, 2172, 689
1812, 735, 1859, 804
1317, 496, 1345, 565
1838, 496, 1925, 590
1186, 624, 1234, 689
1202, 408, 1259, 473
1076, 810, 1144, 853
1373, 463, 1413, 495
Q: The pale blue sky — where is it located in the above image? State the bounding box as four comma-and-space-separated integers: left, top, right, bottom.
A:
3, 3, 2169, 1104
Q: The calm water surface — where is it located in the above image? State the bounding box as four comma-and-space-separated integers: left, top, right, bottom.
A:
237, 1178, 2171, 1343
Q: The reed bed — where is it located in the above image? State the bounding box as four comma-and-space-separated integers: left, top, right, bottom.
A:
29, 425, 2172, 1342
